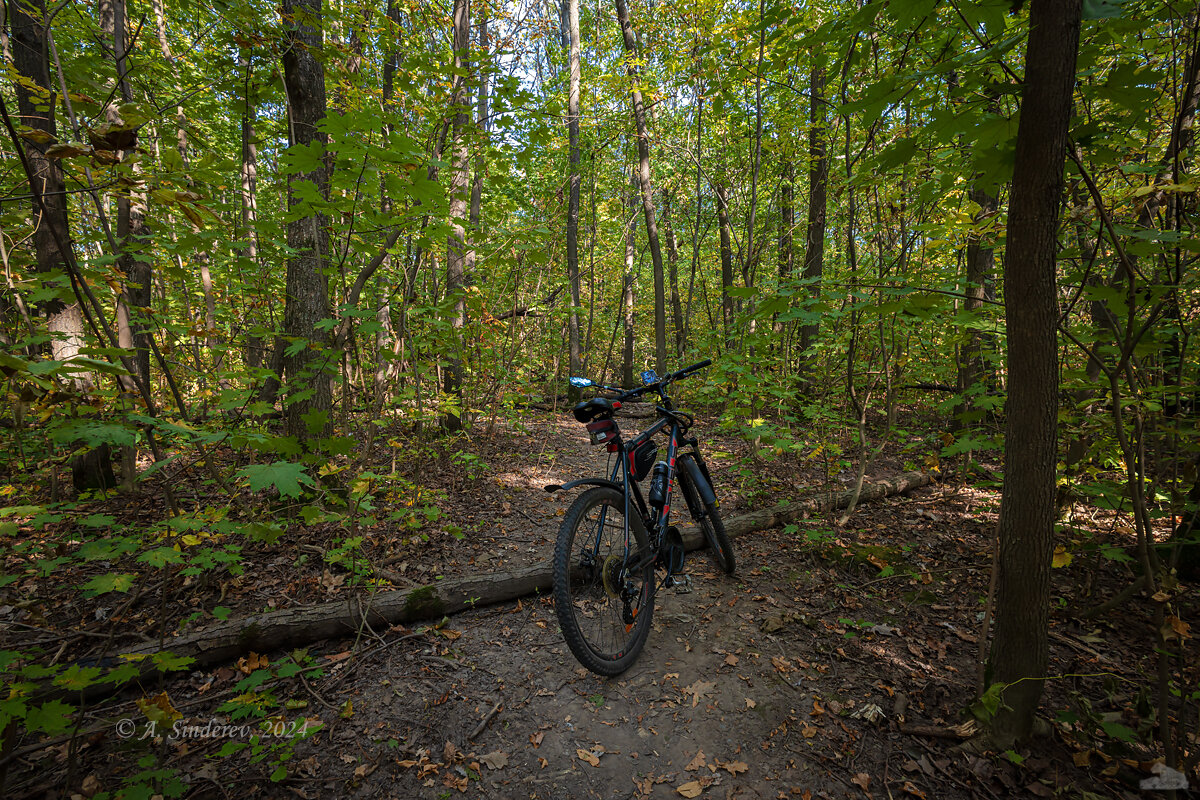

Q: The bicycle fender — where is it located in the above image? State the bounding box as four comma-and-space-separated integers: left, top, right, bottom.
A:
543, 478, 625, 494
679, 456, 717, 507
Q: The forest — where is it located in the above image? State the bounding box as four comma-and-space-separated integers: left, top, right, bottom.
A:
0, 0, 1197, 796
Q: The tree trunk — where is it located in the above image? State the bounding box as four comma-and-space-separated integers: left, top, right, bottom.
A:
442, 0, 471, 433
238, 49, 264, 372
717, 183, 734, 351
956, 184, 999, 426
281, 0, 334, 441
663, 189, 684, 358
9, 0, 88, 389
566, 0, 582, 396
622, 165, 637, 388
987, 0, 1080, 747
95, 472, 932, 685
615, 0, 667, 376
799, 65, 828, 370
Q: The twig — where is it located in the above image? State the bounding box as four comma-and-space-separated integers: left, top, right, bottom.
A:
467, 699, 503, 740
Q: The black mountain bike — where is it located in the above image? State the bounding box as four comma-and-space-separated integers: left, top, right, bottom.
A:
545, 359, 735, 676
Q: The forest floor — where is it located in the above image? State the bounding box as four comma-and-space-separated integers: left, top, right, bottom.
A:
1, 406, 1176, 799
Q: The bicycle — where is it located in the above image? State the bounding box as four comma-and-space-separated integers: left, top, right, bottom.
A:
545, 359, 735, 676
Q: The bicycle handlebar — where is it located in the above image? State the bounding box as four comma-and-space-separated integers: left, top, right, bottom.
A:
613, 359, 713, 402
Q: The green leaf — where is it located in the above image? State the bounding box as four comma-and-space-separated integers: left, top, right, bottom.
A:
54, 664, 104, 690
138, 546, 185, 567
1100, 720, 1137, 742
237, 462, 316, 498
25, 700, 74, 735
152, 651, 195, 673
81, 572, 136, 596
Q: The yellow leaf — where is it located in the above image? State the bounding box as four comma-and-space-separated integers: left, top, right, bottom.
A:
340, 699, 354, 719
136, 691, 181, 725
1051, 546, 1073, 568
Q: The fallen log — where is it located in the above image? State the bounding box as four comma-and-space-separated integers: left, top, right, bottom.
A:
108, 471, 935, 681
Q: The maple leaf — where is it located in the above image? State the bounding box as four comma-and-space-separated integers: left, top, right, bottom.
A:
684, 750, 707, 771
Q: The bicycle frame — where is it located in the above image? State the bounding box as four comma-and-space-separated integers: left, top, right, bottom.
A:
607, 410, 698, 577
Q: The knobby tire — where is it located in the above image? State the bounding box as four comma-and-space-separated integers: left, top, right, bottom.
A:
552, 487, 655, 676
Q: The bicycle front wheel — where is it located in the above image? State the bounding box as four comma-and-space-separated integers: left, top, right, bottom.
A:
552, 486, 655, 676
678, 455, 736, 575
696, 501, 736, 575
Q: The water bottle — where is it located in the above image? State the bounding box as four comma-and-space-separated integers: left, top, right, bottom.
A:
648, 462, 668, 508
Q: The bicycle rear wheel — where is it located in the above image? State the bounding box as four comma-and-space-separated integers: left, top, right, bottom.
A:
553, 486, 655, 676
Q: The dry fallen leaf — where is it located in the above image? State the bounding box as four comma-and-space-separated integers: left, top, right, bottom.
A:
851, 772, 870, 792
901, 779, 927, 798
529, 730, 545, 747
478, 750, 508, 770
684, 680, 716, 708
577, 748, 600, 767
717, 759, 748, 775
724, 653, 739, 666
745, 698, 756, 709
676, 780, 704, 798
685, 750, 707, 771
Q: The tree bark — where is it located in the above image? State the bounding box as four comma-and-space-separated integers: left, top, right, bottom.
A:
622, 165, 637, 387
238, 49, 264, 372
566, 0, 582, 397
717, 182, 734, 351
987, 0, 1080, 747
8, 0, 88, 387
663, 189, 685, 358
615, 0, 667, 376
799, 65, 828, 369
442, 0, 471, 433
281, 0, 334, 441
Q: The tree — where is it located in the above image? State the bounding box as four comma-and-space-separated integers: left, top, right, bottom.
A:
443, 0, 472, 432
7, 0, 87, 386
798, 64, 827, 379
986, 0, 1082, 746
281, 0, 334, 442
566, 0, 583, 395
615, 0, 667, 376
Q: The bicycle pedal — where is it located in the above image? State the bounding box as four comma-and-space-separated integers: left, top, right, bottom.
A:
668, 574, 693, 594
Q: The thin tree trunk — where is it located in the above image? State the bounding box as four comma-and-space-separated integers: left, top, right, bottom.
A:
615, 0, 667, 375
566, 0, 582, 395
987, 0, 1080, 747
663, 189, 684, 358
623, 165, 637, 387
799, 65, 828, 373
717, 182, 734, 351
442, 0, 471, 432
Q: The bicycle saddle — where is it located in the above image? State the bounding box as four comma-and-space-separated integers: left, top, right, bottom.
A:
573, 397, 615, 423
